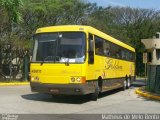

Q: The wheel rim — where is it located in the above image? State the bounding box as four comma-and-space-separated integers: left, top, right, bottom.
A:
128, 78, 130, 87
124, 80, 127, 88
91, 85, 99, 100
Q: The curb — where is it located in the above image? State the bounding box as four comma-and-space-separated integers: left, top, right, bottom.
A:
135, 87, 160, 101
0, 82, 29, 86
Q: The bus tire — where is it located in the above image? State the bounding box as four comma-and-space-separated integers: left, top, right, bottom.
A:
122, 78, 127, 91
126, 76, 131, 89
98, 78, 103, 92
91, 83, 100, 101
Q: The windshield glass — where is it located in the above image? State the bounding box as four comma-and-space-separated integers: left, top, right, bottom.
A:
32, 32, 86, 63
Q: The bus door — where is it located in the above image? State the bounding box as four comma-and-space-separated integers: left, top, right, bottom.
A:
87, 33, 95, 80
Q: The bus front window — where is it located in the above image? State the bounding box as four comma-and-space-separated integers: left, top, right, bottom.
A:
32, 32, 86, 63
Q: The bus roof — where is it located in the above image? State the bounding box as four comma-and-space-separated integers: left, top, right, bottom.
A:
36, 25, 135, 52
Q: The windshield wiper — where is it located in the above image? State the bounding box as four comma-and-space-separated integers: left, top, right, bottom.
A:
40, 59, 44, 65
40, 57, 47, 65
40, 56, 53, 65
65, 58, 69, 66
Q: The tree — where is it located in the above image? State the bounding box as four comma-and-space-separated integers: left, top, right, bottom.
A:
86, 6, 160, 75
0, 0, 23, 32
0, 0, 160, 78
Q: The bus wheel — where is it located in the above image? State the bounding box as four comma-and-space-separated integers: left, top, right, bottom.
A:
122, 79, 127, 91
126, 76, 131, 89
91, 83, 100, 101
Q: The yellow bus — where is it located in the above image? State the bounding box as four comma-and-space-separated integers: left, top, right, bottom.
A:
30, 25, 135, 100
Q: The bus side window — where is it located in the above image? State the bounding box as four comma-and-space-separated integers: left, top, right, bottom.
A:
110, 43, 117, 58
114, 44, 120, 59
103, 41, 110, 56
129, 51, 135, 61
95, 36, 104, 55
121, 49, 126, 60
88, 33, 94, 64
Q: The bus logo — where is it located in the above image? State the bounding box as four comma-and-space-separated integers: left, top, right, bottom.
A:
105, 58, 123, 70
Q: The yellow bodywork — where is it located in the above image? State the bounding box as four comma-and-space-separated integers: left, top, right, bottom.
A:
30, 63, 86, 84
30, 25, 135, 85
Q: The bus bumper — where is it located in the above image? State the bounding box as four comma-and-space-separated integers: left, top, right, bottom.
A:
30, 82, 95, 95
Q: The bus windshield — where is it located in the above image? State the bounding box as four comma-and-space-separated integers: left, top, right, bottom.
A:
32, 32, 86, 63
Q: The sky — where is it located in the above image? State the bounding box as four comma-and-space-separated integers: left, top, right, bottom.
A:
87, 0, 160, 10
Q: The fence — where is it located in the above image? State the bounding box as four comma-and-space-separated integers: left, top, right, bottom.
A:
147, 65, 160, 94
0, 44, 30, 81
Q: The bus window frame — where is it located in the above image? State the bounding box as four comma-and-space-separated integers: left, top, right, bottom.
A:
31, 31, 87, 64
94, 35, 135, 62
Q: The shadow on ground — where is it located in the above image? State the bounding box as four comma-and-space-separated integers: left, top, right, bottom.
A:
21, 79, 146, 104
21, 88, 123, 104
21, 93, 91, 104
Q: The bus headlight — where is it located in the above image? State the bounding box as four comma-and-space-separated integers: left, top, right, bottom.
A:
76, 77, 81, 82
35, 76, 39, 81
70, 77, 86, 83
71, 77, 75, 82
31, 76, 39, 82
31, 76, 35, 81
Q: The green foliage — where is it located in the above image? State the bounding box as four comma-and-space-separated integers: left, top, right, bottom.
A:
87, 6, 160, 75
0, 0, 160, 76
1, 0, 23, 23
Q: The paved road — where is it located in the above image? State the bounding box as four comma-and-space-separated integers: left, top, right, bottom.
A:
0, 80, 160, 119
